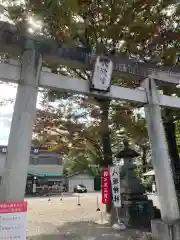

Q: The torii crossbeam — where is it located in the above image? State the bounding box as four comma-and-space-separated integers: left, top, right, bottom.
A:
0, 60, 180, 108
0, 21, 179, 84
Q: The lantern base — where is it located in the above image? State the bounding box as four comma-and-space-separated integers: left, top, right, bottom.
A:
112, 222, 126, 230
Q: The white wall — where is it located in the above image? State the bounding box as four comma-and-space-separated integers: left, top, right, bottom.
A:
68, 174, 94, 192
69, 174, 94, 180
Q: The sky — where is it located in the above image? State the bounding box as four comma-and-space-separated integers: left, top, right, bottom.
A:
0, 83, 44, 145
0, 84, 16, 145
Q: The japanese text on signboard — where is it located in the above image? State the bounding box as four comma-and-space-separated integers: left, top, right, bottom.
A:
101, 168, 111, 204
110, 166, 121, 208
0, 201, 27, 240
92, 56, 113, 91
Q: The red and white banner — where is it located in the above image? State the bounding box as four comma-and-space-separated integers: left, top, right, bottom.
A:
101, 168, 111, 204
0, 201, 27, 240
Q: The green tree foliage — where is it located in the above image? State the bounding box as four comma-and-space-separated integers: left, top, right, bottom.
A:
7, 0, 179, 149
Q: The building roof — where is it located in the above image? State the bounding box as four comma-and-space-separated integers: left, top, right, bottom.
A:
116, 140, 140, 159
67, 172, 94, 178
27, 171, 63, 177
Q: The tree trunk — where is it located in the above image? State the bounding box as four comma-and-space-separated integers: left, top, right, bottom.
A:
164, 119, 180, 192
141, 145, 148, 174
162, 92, 180, 201
98, 98, 113, 213
99, 99, 113, 167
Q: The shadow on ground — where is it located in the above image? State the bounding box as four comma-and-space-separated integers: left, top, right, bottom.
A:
26, 193, 80, 203
26, 193, 75, 199
27, 221, 152, 240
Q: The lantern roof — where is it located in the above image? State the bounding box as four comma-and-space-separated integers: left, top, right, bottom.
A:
116, 140, 140, 159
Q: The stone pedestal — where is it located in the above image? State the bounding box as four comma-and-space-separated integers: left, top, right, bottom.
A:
123, 194, 154, 229
151, 219, 180, 240
110, 197, 154, 230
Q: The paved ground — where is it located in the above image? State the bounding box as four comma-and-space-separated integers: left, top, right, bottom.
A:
26, 193, 152, 240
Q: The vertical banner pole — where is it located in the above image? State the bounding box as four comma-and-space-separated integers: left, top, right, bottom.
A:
110, 166, 126, 230
96, 196, 101, 211
77, 195, 81, 206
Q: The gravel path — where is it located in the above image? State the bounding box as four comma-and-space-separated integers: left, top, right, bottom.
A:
26, 193, 151, 240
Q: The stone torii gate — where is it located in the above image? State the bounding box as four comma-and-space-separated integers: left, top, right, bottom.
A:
0, 21, 180, 228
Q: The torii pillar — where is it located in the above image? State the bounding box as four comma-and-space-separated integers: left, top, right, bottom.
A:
142, 78, 180, 239
0, 48, 42, 201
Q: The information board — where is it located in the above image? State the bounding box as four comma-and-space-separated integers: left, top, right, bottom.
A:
0, 201, 27, 240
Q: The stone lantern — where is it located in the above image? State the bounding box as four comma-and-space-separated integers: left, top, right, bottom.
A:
117, 140, 144, 194
111, 140, 154, 229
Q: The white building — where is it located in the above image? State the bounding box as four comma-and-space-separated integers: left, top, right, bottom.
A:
0, 146, 64, 185
67, 173, 95, 192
